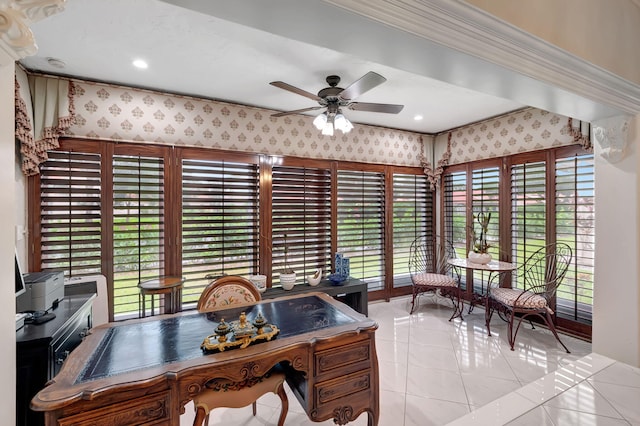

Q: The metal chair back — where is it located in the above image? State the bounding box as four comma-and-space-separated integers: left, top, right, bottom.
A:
409, 235, 456, 277
519, 242, 572, 303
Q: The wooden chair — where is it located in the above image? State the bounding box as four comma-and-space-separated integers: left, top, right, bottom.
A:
408, 236, 462, 320
196, 275, 261, 312
485, 243, 572, 352
192, 275, 288, 426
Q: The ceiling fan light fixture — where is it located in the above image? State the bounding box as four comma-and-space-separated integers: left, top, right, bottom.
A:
313, 112, 327, 130
321, 121, 334, 136
334, 112, 353, 133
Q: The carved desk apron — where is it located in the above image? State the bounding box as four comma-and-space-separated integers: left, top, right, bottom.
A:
32, 292, 380, 426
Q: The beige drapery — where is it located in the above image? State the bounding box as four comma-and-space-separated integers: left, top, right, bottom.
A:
567, 117, 592, 152
14, 69, 75, 176
419, 133, 451, 189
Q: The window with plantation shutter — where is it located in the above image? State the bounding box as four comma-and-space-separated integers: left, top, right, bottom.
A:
443, 171, 467, 258
181, 158, 259, 304
555, 154, 594, 324
337, 170, 385, 291
511, 161, 546, 289
471, 167, 500, 255
112, 155, 165, 317
39, 150, 102, 276
442, 148, 594, 336
392, 173, 432, 288
470, 166, 500, 293
272, 165, 332, 285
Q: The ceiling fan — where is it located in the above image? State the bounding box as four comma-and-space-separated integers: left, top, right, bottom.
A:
269, 71, 404, 135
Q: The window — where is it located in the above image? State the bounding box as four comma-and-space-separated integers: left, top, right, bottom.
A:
441, 148, 595, 336
392, 173, 432, 288
31, 139, 434, 320
470, 166, 500, 293
337, 170, 385, 291
37, 150, 102, 276
112, 154, 165, 316
471, 166, 500, 258
511, 160, 546, 289
443, 171, 467, 257
181, 156, 259, 304
555, 154, 594, 324
271, 164, 332, 285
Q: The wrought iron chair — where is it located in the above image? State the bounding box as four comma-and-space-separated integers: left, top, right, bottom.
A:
408, 236, 462, 320
485, 243, 572, 352
192, 275, 288, 426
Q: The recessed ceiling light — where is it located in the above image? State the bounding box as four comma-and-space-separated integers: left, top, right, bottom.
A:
46, 57, 66, 69
132, 59, 148, 69
414, 115, 423, 121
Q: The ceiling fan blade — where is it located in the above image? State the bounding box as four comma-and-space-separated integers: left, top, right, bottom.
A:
339, 71, 387, 100
270, 81, 321, 102
271, 106, 323, 117
349, 102, 404, 114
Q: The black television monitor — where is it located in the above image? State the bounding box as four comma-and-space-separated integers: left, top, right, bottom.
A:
15, 250, 26, 298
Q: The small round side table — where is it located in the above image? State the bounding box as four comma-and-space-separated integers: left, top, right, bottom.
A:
138, 276, 185, 318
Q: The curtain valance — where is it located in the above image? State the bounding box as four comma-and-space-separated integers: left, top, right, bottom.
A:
14, 67, 76, 176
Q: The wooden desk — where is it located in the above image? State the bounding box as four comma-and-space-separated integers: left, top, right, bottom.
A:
262, 277, 369, 316
32, 292, 379, 426
138, 276, 185, 317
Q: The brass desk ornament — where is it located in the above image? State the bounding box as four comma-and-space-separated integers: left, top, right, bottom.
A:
201, 311, 279, 353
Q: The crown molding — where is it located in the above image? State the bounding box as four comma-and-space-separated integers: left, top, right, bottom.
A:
0, 0, 66, 66
325, 0, 640, 116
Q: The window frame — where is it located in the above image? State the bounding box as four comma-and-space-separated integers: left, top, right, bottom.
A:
440, 145, 593, 339
29, 139, 434, 319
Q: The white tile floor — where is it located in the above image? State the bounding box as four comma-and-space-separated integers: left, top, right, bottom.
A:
181, 295, 640, 425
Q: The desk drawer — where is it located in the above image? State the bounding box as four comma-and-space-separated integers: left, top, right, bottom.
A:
57, 391, 170, 426
312, 369, 372, 420
50, 304, 91, 378
314, 340, 371, 380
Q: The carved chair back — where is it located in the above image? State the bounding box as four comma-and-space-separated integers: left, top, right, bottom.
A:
197, 275, 261, 312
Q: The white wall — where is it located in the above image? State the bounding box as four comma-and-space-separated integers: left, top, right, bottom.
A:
592, 115, 640, 366
1, 62, 16, 425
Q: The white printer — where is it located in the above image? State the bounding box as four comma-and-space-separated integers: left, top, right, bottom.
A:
16, 271, 65, 313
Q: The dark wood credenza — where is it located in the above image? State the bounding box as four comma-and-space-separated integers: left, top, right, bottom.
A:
262, 277, 369, 316
31, 292, 379, 426
16, 293, 94, 426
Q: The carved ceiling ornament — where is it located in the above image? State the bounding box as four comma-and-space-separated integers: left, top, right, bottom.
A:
592, 115, 631, 163
0, 0, 65, 64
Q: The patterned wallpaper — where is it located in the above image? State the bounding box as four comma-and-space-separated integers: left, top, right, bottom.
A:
67, 79, 424, 167
22, 74, 587, 169
438, 107, 586, 165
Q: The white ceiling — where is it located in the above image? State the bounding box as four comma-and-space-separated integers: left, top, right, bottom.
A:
19, 0, 527, 134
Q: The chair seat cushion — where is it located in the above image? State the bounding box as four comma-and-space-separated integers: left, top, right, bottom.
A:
412, 273, 457, 287
490, 288, 549, 311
